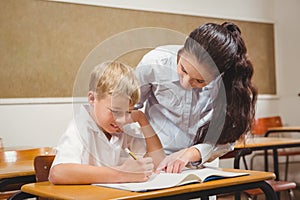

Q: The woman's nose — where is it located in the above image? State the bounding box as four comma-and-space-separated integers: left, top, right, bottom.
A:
115, 113, 131, 125
115, 114, 126, 123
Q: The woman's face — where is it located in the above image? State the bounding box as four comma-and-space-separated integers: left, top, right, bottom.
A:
177, 51, 213, 89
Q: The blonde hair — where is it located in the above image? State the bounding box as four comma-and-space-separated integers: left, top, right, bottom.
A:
89, 61, 140, 105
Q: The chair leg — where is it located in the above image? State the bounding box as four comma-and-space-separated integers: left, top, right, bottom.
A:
288, 189, 295, 200
242, 155, 249, 170
243, 191, 258, 200
250, 153, 260, 170
244, 193, 257, 200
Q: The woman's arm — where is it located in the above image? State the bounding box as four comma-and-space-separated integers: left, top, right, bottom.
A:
130, 110, 166, 168
156, 143, 234, 173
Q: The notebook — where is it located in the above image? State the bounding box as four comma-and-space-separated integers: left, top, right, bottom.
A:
94, 167, 249, 192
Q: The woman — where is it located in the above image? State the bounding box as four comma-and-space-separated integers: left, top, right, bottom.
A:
135, 22, 257, 173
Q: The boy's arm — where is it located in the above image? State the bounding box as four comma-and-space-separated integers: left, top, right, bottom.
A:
49, 157, 153, 184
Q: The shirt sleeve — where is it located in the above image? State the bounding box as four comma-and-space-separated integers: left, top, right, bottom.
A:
192, 142, 235, 166
51, 120, 84, 167
135, 62, 155, 104
134, 45, 180, 104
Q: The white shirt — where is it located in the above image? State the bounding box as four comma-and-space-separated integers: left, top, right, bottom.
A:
52, 105, 146, 167
135, 45, 234, 166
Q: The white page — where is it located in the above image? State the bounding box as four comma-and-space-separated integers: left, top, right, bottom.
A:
94, 168, 249, 192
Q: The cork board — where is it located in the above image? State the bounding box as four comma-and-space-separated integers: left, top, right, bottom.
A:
0, 0, 276, 98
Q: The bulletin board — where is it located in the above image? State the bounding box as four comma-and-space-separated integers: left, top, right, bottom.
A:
0, 0, 276, 98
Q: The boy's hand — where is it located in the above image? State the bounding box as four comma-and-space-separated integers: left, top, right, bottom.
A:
118, 157, 154, 176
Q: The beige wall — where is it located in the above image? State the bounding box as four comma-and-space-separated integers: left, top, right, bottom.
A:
0, 0, 275, 98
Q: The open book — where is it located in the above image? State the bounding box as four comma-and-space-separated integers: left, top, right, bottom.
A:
94, 167, 249, 192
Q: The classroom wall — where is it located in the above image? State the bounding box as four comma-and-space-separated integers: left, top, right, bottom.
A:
274, 0, 300, 126
0, 0, 299, 148
1, 0, 276, 98
273, 0, 300, 185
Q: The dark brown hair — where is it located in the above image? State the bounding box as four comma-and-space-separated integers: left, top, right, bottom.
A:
184, 22, 257, 144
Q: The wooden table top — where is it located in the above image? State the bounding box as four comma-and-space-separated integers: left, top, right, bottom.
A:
21, 169, 275, 200
267, 126, 300, 132
0, 147, 55, 179
0, 160, 35, 179
235, 137, 300, 149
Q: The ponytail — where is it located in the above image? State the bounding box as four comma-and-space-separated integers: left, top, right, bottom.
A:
189, 22, 257, 145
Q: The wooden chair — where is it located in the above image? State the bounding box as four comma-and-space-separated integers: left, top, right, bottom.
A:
34, 155, 55, 182
0, 147, 55, 200
220, 147, 296, 200
251, 116, 300, 180
7, 155, 55, 200
248, 116, 299, 200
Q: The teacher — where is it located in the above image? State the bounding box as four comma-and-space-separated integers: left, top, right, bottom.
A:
135, 22, 257, 173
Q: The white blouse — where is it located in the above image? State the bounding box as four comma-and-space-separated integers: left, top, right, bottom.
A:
135, 45, 234, 166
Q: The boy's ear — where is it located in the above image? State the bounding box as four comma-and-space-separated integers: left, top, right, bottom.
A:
88, 91, 95, 105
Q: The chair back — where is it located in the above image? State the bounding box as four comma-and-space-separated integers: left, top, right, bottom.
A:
34, 155, 55, 182
252, 116, 283, 135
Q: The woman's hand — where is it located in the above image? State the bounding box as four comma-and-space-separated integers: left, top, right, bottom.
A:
129, 110, 149, 127
156, 148, 200, 173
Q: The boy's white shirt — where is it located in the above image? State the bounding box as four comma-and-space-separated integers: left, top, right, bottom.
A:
51, 104, 146, 168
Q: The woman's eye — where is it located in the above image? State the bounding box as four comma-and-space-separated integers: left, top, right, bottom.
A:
197, 79, 205, 84
111, 110, 120, 114
181, 65, 187, 74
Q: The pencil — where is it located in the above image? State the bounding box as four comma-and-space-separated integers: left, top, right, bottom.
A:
125, 148, 138, 160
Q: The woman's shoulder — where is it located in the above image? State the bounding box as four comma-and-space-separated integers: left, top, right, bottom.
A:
139, 45, 182, 64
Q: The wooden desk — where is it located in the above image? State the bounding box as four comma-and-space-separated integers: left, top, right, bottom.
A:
266, 126, 300, 136
0, 147, 55, 194
20, 169, 277, 200
235, 137, 300, 180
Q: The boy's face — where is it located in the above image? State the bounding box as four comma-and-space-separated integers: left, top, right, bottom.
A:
177, 52, 213, 89
89, 93, 133, 135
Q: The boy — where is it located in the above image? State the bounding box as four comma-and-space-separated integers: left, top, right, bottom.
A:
49, 61, 165, 184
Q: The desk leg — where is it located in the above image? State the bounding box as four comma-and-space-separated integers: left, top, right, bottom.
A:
234, 192, 241, 200
264, 149, 269, 171
256, 181, 279, 200
272, 148, 281, 200
7, 191, 36, 200
0, 175, 36, 189
273, 147, 279, 181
